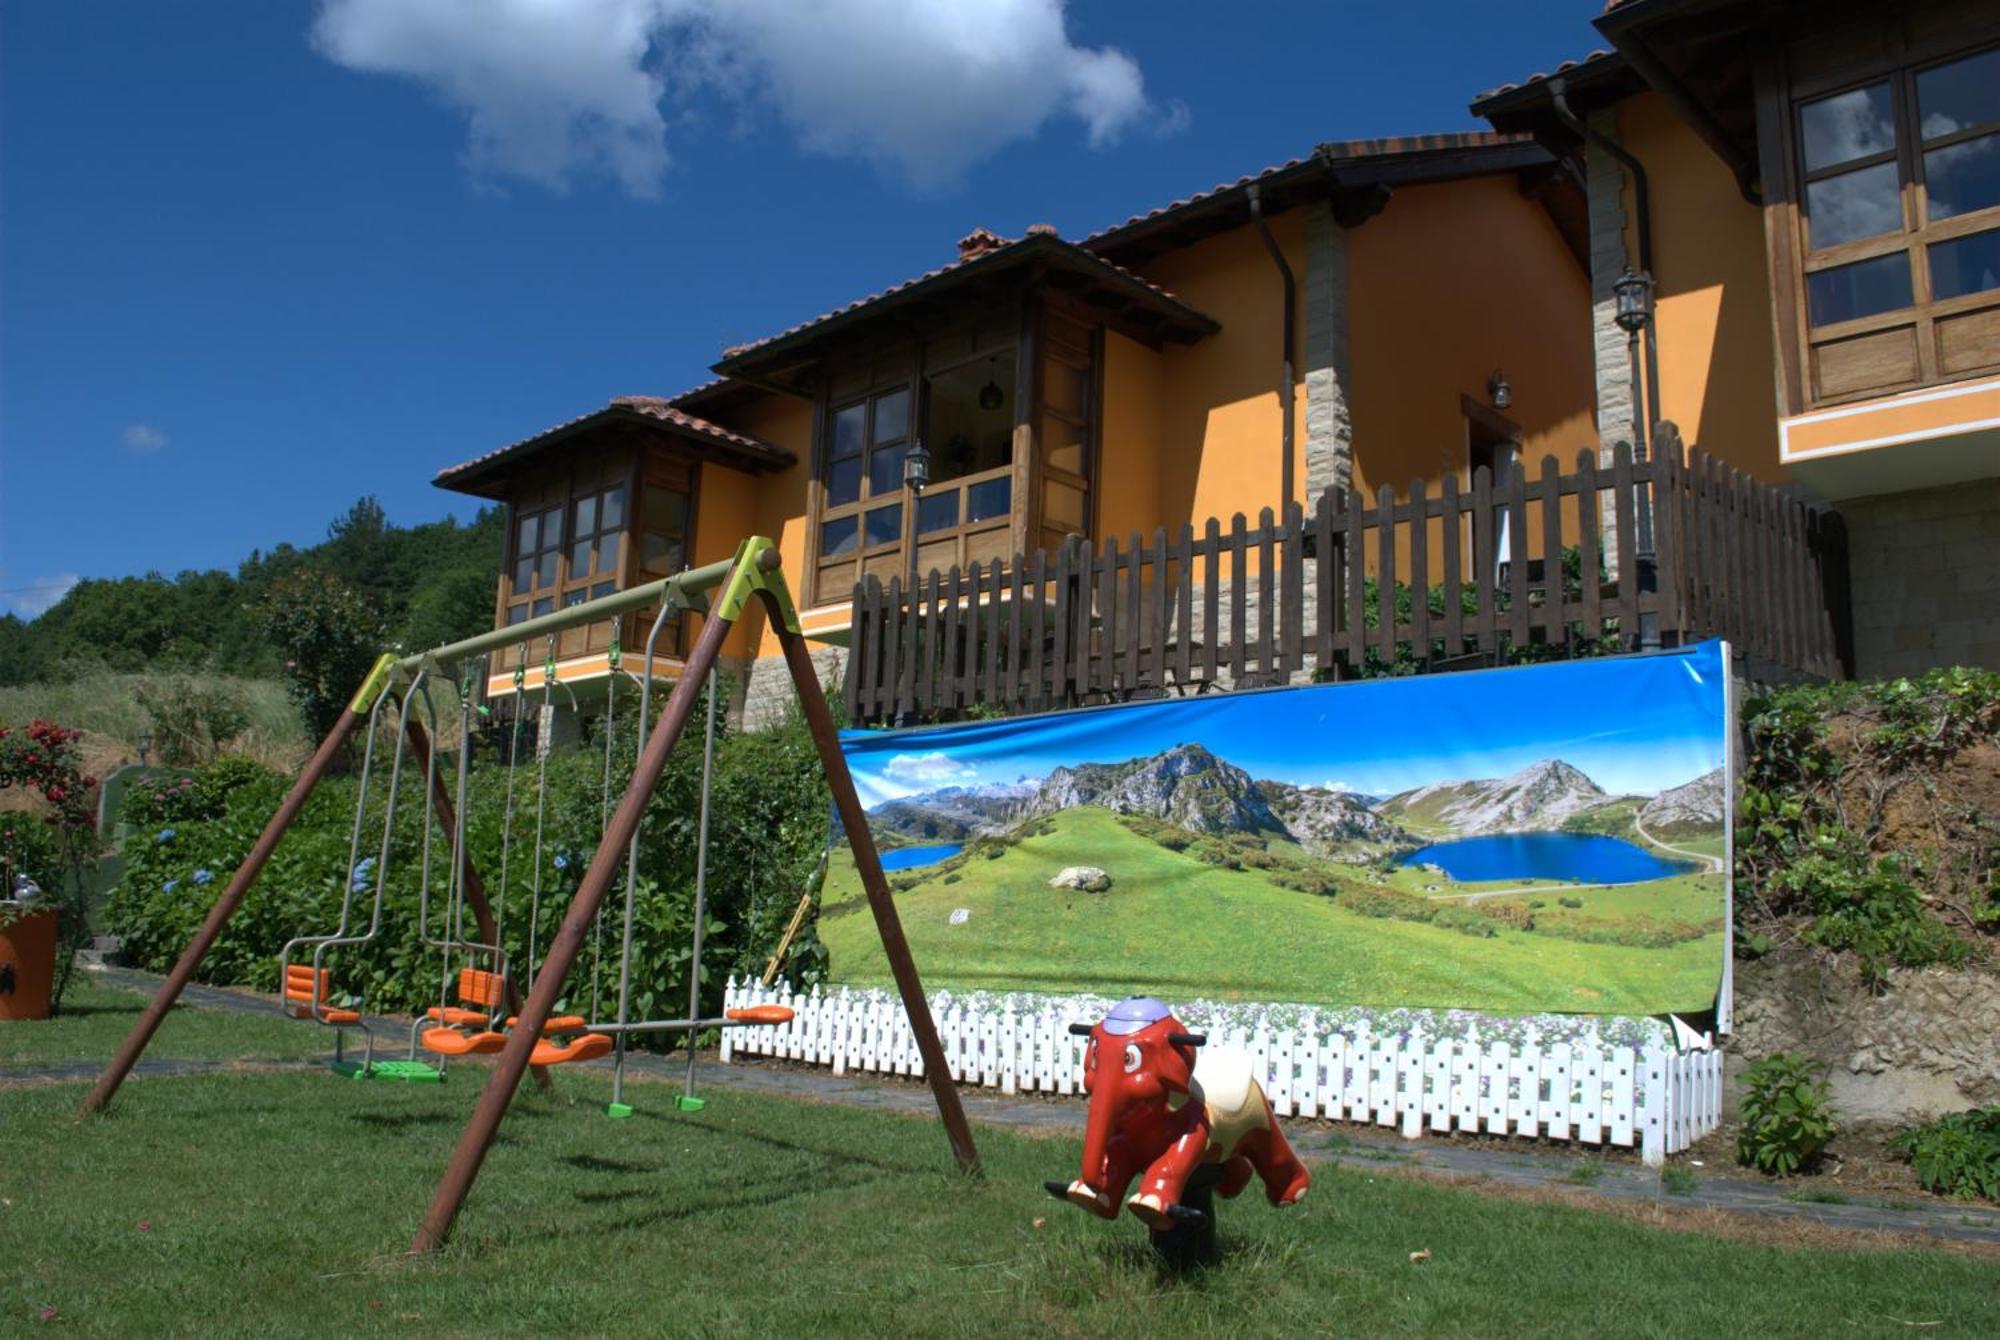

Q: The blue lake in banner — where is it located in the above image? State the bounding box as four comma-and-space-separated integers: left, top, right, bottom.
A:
1401, 833, 1696, 884
879, 843, 965, 872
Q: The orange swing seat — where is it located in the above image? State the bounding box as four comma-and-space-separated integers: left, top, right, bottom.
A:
283, 965, 362, 1026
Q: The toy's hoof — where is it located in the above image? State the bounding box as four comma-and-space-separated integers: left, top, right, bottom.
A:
1042, 1180, 1071, 1201
1061, 1180, 1113, 1217
1127, 1192, 1202, 1231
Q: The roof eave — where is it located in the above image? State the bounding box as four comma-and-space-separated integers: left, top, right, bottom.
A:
433, 406, 794, 500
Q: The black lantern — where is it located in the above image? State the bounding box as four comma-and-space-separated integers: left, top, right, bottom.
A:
1487, 369, 1511, 411
978, 357, 1005, 412
903, 438, 931, 492
1613, 266, 1655, 335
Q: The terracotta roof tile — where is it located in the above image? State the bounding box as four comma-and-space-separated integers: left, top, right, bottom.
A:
434, 396, 792, 492
1471, 48, 1621, 107
716, 231, 1211, 365
1079, 131, 1531, 248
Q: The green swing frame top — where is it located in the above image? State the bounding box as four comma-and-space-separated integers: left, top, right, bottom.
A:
79, 537, 979, 1254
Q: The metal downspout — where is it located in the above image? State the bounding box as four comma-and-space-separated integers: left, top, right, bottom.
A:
1246, 182, 1298, 509
1549, 79, 1664, 467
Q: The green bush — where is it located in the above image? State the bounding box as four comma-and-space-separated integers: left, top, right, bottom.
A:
1736, 1053, 1838, 1176
133, 674, 250, 765
107, 688, 831, 1036
1891, 1107, 2000, 1202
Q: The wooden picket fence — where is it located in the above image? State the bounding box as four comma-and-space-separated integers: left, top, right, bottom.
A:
843, 432, 1849, 724
721, 979, 1723, 1163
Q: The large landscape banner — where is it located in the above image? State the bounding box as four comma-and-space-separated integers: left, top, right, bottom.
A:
826, 641, 1731, 1017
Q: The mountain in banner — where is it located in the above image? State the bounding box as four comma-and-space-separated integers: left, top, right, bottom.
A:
1376, 759, 1610, 836
1637, 767, 1727, 837
868, 742, 1408, 857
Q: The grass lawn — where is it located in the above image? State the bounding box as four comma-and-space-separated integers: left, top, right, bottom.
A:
823, 808, 1724, 1014
0, 975, 323, 1069
2, 1067, 1995, 1338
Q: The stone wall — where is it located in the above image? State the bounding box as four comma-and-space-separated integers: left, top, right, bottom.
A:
737, 645, 848, 730
1732, 953, 2000, 1125
1838, 478, 2000, 678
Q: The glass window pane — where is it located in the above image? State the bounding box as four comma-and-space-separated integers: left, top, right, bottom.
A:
1930, 228, 2000, 300
513, 558, 533, 591
597, 532, 619, 574
967, 476, 1011, 523
564, 589, 589, 608
869, 445, 904, 495
537, 551, 559, 588
832, 404, 866, 459
1044, 480, 1086, 531
592, 580, 617, 600
864, 503, 903, 548
600, 485, 626, 530
1806, 251, 1914, 326
516, 513, 539, 554
541, 508, 562, 547
872, 389, 909, 444
531, 597, 555, 617
1917, 47, 2000, 141
641, 531, 683, 575
820, 515, 858, 558
507, 603, 528, 626
571, 539, 593, 576
1806, 161, 1903, 248
644, 484, 689, 532
826, 456, 861, 507
1801, 82, 1896, 172
917, 490, 959, 534
574, 495, 597, 538
1925, 133, 2000, 220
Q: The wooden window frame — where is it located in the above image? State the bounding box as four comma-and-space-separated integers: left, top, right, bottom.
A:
506, 502, 565, 623
812, 382, 913, 605
1780, 35, 2000, 406
560, 480, 628, 613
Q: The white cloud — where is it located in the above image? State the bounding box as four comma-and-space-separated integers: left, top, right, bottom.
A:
883, 750, 974, 788
311, 0, 1167, 195
1318, 780, 1352, 794
3, 572, 80, 620
123, 423, 168, 454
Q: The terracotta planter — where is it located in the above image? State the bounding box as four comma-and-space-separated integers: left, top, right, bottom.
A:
0, 907, 59, 1021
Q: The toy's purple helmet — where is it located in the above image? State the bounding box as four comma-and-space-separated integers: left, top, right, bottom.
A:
1100, 996, 1172, 1036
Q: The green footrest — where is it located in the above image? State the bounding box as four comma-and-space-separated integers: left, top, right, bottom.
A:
330, 1059, 444, 1083
672, 1094, 706, 1113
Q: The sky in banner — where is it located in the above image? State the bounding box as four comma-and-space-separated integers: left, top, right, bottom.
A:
0, 1, 1609, 617
842, 642, 1729, 806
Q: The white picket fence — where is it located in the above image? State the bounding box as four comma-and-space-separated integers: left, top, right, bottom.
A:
720, 979, 1723, 1164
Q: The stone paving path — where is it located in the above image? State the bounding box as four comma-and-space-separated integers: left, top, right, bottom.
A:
15, 967, 1996, 1249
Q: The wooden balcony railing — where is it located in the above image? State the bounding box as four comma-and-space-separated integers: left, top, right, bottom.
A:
841, 431, 1851, 726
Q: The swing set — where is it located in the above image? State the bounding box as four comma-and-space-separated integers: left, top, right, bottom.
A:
80, 538, 979, 1253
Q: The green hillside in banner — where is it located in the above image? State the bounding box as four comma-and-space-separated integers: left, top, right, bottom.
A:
820, 807, 1725, 1015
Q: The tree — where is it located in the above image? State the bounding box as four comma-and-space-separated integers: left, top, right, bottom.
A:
259, 569, 385, 741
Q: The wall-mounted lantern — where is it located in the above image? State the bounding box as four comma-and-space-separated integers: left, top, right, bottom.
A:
1487, 369, 1511, 411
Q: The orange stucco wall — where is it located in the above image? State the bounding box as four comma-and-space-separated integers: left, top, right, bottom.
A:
1348, 175, 1597, 501
1615, 92, 1785, 482
1106, 210, 1311, 536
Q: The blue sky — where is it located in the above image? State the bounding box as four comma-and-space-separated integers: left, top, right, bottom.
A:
843, 642, 1730, 807
0, 1, 1606, 619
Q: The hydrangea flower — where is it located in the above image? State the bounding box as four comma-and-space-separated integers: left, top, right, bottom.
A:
553, 854, 569, 871
162, 879, 179, 894
193, 868, 214, 886
156, 828, 176, 844
350, 856, 378, 893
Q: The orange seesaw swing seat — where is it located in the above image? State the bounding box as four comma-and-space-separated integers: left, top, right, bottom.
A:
283, 964, 362, 1026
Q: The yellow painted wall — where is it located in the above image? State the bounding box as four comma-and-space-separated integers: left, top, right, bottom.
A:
1616, 92, 1786, 482
1125, 210, 1311, 534
708, 392, 814, 663
1348, 175, 1597, 501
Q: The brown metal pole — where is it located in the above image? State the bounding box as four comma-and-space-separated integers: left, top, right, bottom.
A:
401, 717, 552, 1095
768, 605, 981, 1175
80, 704, 364, 1116
411, 590, 739, 1254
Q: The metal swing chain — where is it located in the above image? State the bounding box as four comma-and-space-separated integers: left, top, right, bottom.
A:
490, 647, 530, 1007
588, 619, 622, 1023
523, 635, 558, 992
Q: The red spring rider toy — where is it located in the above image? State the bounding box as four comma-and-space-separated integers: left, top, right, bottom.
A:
1046, 996, 1309, 1263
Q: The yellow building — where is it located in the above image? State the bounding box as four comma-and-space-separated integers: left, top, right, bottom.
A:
435, 133, 1598, 720
1474, 0, 2000, 676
